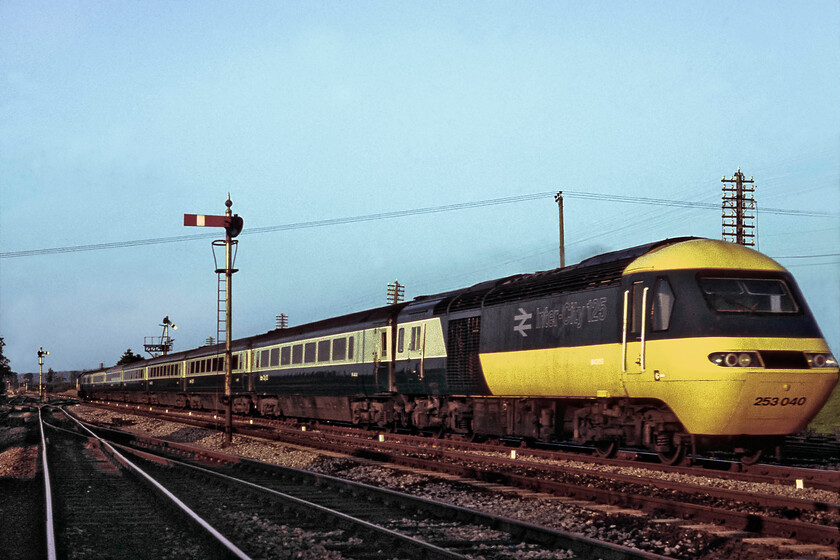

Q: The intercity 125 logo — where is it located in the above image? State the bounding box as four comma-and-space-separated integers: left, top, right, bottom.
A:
512, 297, 607, 338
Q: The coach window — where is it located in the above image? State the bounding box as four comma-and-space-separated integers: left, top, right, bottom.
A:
381, 332, 388, 358
281, 346, 291, 366
260, 350, 270, 369
270, 348, 280, 367
318, 340, 331, 362
333, 338, 347, 361
348, 336, 355, 360
397, 328, 405, 353
651, 277, 675, 332
292, 344, 303, 364
304, 342, 316, 363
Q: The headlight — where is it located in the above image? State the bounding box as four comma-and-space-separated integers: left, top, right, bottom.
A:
709, 352, 761, 367
804, 353, 838, 369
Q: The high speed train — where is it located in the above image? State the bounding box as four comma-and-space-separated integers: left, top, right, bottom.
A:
79, 237, 838, 463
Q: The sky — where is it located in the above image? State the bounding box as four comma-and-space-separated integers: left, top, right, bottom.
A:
1, 1, 838, 373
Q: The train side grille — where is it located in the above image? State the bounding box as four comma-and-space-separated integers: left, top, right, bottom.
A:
446, 316, 489, 393
759, 351, 809, 369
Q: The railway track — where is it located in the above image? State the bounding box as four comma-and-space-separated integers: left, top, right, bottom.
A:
89, 400, 840, 492
61, 407, 671, 560
69, 402, 840, 559
252, 425, 840, 547
39, 407, 247, 559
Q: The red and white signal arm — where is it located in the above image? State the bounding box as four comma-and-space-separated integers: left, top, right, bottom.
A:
184, 214, 244, 237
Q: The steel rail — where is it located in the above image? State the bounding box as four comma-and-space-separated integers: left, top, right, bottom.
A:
37, 408, 57, 560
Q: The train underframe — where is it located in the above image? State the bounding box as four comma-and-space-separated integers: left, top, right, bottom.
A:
92, 388, 754, 461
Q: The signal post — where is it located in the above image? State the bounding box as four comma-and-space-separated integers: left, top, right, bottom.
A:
37, 347, 49, 402
184, 196, 243, 446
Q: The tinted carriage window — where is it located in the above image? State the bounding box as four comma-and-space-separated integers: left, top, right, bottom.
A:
651, 277, 675, 332
318, 340, 331, 362
260, 350, 269, 369
348, 337, 355, 360
292, 344, 303, 364
270, 348, 280, 367
699, 277, 798, 314
304, 342, 316, 363
397, 328, 405, 353
333, 338, 346, 361
281, 346, 291, 366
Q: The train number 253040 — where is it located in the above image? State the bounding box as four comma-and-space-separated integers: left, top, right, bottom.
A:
753, 396, 807, 406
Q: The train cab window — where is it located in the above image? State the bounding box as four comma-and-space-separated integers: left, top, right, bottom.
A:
304, 342, 316, 363
333, 338, 347, 361
651, 277, 675, 332
397, 328, 405, 354
292, 344, 303, 364
318, 340, 331, 362
699, 277, 798, 314
281, 346, 291, 366
270, 348, 280, 367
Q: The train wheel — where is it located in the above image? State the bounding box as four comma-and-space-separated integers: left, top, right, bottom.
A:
594, 440, 618, 458
657, 444, 685, 465
737, 448, 763, 466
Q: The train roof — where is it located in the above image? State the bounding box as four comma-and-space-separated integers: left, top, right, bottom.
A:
424, 237, 699, 314
624, 238, 786, 274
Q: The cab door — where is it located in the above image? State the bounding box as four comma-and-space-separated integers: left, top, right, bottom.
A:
623, 280, 650, 378
623, 276, 676, 380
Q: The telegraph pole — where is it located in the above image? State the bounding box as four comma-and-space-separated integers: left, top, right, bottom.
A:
184, 196, 243, 446
386, 280, 405, 305
721, 168, 756, 246
555, 191, 566, 267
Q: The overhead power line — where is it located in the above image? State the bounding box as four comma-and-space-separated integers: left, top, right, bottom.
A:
774, 253, 840, 259
1, 191, 835, 259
